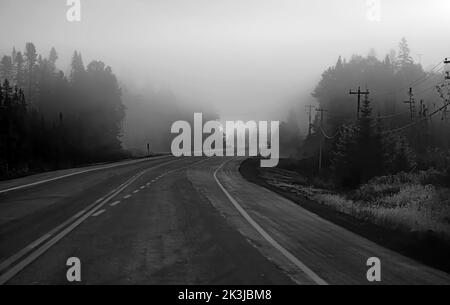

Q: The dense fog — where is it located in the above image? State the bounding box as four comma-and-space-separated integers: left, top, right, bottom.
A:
0, 0, 449, 154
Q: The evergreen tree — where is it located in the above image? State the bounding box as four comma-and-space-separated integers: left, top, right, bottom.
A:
24, 42, 38, 103
0, 55, 13, 80
397, 37, 413, 67
14, 52, 25, 88
49, 47, 58, 67
11, 47, 17, 65
330, 124, 359, 187
70, 51, 85, 84
335, 56, 343, 71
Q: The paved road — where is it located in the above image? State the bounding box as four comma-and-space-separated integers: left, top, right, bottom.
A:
0, 156, 449, 284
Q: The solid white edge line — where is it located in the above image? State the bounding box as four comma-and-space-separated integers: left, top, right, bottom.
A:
0, 155, 172, 194
0, 158, 182, 284
213, 158, 328, 286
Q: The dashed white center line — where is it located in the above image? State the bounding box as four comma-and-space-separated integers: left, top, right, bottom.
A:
110, 201, 120, 207
91, 209, 106, 217
133, 190, 139, 194
123, 194, 131, 199
72, 210, 86, 219
140, 186, 145, 189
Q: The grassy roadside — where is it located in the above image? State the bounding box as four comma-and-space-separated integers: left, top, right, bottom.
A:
239, 157, 450, 274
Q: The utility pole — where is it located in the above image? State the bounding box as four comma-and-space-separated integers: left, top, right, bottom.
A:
444, 59, 450, 104
349, 86, 370, 119
419, 100, 424, 117
305, 105, 315, 137
442, 106, 449, 122
315, 108, 328, 171
417, 54, 423, 65
404, 87, 415, 121
442, 57, 450, 123
316, 108, 328, 128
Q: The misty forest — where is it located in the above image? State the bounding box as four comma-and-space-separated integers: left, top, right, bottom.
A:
1, 39, 450, 242
1, 35, 450, 277
0, 43, 219, 177
304, 38, 450, 188
0, 43, 127, 176
239, 38, 450, 258
1, 39, 449, 183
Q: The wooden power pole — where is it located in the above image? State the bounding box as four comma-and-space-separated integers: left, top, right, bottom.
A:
305, 105, 315, 137
349, 86, 370, 119
404, 87, 415, 121
315, 108, 328, 171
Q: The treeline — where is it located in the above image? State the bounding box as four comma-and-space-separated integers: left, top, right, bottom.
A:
304, 38, 450, 187
0, 43, 126, 178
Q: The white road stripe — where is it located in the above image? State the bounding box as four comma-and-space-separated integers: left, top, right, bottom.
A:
123, 194, 131, 199
0, 158, 182, 284
140, 186, 145, 189
91, 209, 106, 217
213, 159, 328, 286
133, 190, 139, 194
0, 155, 172, 194
0, 200, 96, 273
29, 234, 51, 249
72, 210, 86, 219
110, 201, 120, 207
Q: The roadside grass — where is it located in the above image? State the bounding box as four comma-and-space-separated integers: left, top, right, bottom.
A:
262, 168, 450, 239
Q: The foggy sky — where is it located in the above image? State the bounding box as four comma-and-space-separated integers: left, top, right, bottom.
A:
1, 0, 449, 125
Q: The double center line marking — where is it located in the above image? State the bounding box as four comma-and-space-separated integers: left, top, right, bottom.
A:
0, 158, 183, 285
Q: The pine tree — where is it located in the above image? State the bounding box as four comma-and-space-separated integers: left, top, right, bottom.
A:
330, 123, 359, 187
397, 37, 413, 67
330, 96, 384, 186
0, 56, 13, 80
383, 54, 391, 66
70, 51, 85, 84
12, 47, 17, 65
357, 95, 383, 181
335, 56, 343, 71
24, 42, 38, 103
14, 52, 25, 88
49, 47, 58, 68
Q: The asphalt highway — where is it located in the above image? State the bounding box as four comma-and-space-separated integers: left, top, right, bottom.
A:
0, 156, 448, 284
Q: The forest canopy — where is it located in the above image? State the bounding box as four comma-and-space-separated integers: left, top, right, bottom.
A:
304, 38, 450, 187
0, 43, 126, 177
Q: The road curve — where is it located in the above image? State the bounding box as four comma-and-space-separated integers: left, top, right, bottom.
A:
0, 156, 449, 284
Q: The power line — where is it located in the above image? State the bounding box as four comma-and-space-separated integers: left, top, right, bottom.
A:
376, 111, 410, 120
349, 87, 369, 119
374, 60, 445, 97
403, 87, 415, 120
414, 82, 442, 97
383, 100, 450, 135
319, 126, 340, 139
